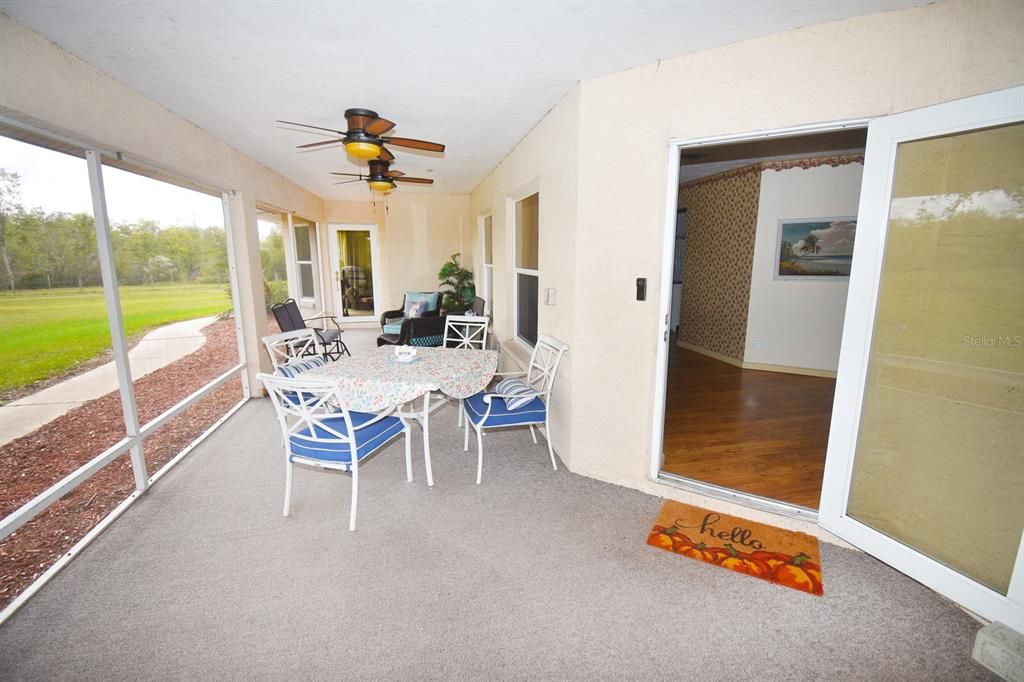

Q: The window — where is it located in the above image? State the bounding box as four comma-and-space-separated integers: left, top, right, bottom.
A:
514, 193, 539, 345
291, 217, 318, 302
481, 214, 493, 316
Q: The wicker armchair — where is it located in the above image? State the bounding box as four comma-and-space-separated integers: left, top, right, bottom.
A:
379, 291, 443, 332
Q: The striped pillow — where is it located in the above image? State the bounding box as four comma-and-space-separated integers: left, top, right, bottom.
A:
494, 378, 536, 411
276, 356, 326, 378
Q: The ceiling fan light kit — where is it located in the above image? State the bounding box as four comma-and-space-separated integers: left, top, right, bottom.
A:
368, 179, 395, 193
278, 107, 446, 192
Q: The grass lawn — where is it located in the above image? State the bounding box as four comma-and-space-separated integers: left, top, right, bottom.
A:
0, 283, 231, 396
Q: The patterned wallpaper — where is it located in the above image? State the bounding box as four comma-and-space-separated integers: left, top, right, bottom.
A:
677, 168, 762, 362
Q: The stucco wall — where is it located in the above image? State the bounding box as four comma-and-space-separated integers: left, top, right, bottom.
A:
469, 84, 580, 464
462, 0, 1024, 536
569, 0, 1024, 501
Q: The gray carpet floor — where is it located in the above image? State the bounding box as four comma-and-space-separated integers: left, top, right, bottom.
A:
0, 400, 996, 681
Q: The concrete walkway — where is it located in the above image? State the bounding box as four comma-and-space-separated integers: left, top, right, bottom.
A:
0, 316, 217, 446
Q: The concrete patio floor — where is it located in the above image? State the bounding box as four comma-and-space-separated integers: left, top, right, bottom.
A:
0, 399, 995, 680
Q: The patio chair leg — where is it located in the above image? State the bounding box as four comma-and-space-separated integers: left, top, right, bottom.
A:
404, 425, 413, 482
283, 459, 293, 517
349, 463, 359, 532
463, 409, 470, 451
458, 399, 463, 427
422, 393, 434, 487
475, 424, 484, 485
529, 424, 538, 444
545, 416, 558, 471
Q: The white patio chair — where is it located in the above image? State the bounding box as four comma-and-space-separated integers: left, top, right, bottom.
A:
462, 335, 568, 484
259, 373, 412, 531
444, 315, 490, 427
262, 328, 322, 369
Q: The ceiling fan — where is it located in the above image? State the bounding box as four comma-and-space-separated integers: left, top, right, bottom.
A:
278, 108, 446, 161
331, 159, 434, 193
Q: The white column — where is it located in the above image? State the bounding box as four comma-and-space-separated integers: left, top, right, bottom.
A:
224, 190, 271, 394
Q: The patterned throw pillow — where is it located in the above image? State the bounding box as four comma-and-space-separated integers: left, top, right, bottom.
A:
404, 299, 429, 319
494, 378, 536, 411
276, 356, 326, 378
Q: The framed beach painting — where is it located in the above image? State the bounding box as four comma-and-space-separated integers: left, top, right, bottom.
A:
775, 217, 857, 280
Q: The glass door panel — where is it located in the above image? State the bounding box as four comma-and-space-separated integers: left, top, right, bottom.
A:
846, 122, 1024, 596
336, 229, 374, 318
820, 87, 1024, 626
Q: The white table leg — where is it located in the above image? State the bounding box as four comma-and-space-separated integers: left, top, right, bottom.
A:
422, 393, 434, 487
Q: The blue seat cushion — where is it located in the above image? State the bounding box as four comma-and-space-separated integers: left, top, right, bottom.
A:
289, 412, 404, 464
283, 390, 319, 406
464, 391, 546, 427
383, 321, 403, 335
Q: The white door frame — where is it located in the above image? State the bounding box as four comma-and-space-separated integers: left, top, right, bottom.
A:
326, 223, 383, 322
477, 211, 493, 316
650, 119, 870, 513
819, 86, 1024, 628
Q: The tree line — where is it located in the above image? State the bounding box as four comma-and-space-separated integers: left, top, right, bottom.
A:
0, 168, 237, 292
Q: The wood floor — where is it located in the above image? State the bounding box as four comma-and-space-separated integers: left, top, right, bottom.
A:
661, 346, 836, 509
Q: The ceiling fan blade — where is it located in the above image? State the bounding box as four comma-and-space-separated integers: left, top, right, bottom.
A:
297, 138, 345, 149
366, 118, 396, 136
277, 119, 346, 135
386, 170, 405, 177
330, 171, 365, 177
382, 137, 446, 153
393, 176, 434, 184
379, 146, 395, 162
333, 179, 365, 185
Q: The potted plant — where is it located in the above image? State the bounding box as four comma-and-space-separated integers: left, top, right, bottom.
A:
438, 253, 475, 312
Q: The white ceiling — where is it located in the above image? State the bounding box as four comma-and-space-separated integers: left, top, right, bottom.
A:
0, 1, 927, 199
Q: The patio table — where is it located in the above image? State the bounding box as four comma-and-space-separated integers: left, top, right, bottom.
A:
305, 345, 499, 486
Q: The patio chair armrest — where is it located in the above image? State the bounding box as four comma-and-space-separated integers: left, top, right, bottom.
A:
306, 312, 341, 332
380, 308, 404, 329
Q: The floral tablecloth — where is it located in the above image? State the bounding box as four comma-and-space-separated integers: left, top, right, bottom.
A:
304, 346, 499, 412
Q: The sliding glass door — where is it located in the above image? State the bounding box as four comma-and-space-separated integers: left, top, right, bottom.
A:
820, 86, 1023, 627
327, 223, 381, 320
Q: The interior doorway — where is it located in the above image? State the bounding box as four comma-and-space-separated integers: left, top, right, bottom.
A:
657, 126, 867, 512
327, 223, 382, 321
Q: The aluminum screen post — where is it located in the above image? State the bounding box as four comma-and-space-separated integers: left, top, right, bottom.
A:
85, 150, 148, 493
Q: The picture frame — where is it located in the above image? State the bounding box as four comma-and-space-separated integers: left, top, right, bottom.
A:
774, 216, 857, 280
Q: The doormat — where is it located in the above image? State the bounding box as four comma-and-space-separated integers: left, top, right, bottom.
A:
647, 500, 824, 596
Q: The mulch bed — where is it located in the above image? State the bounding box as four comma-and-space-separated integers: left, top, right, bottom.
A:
0, 315, 267, 612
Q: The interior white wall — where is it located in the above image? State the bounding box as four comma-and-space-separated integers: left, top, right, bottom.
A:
744, 164, 864, 372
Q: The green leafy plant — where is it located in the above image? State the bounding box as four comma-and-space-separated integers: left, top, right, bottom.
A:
438, 253, 475, 312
